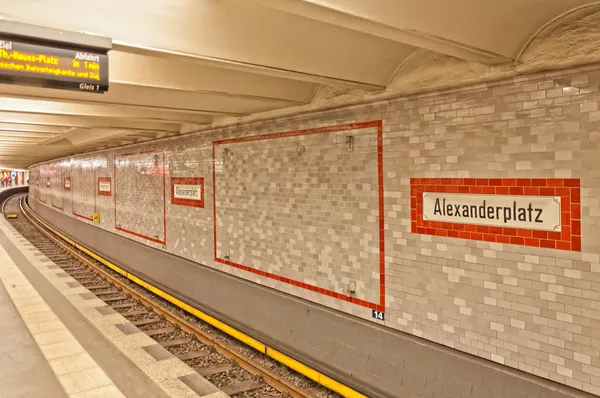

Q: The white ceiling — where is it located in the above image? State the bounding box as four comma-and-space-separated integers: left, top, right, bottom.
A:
0, 0, 597, 169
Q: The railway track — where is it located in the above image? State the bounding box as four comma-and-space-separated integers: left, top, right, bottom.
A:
3, 194, 343, 398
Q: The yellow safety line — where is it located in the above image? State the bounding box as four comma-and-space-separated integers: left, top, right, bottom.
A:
25, 201, 368, 398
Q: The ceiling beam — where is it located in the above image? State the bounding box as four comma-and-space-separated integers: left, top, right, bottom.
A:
109, 51, 317, 103
0, 123, 66, 134
0, 97, 217, 124
0, 82, 302, 116
40, 128, 135, 147
113, 42, 384, 91
247, 0, 511, 65
0, 111, 183, 132
0, 131, 59, 139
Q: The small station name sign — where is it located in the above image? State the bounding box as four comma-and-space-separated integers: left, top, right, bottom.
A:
174, 185, 202, 201
171, 177, 204, 208
0, 37, 108, 93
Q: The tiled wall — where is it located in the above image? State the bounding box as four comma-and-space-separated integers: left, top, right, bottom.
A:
115, 152, 166, 244
29, 65, 600, 394
214, 123, 383, 307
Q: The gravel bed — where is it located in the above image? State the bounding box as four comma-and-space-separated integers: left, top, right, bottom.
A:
117, 305, 148, 314
166, 339, 208, 355
187, 351, 232, 368
207, 367, 260, 387
139, 320, 172, 331
154, 330, 190, 343
106, 298, 137, 307
127, 313, 160, 322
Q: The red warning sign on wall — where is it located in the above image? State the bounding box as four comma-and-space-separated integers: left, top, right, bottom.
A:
411, 178, 581, 251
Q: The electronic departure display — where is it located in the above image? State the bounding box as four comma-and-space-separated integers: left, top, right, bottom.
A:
0, 37, 108, 93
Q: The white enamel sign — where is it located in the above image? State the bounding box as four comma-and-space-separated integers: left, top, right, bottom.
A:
98, 181, 111, 192
174, 184, 202, 201
422, 192, 561, 231
64, 179, 71, 189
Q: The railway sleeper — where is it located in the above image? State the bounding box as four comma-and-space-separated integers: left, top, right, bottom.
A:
86, 284, 112, 290
69, 271, 94, 278
132, 317, 162, 327
102, 295, 130, 302
197, 364, 234, 377
60, 266, 85, 272
146, 327, 176, 337
110, 302, 138, 310
94, 289, 121, 295
221, 380, 264, 396
177, 350, 209, 361
120, 310, 151, 317
159, 338, 192, 348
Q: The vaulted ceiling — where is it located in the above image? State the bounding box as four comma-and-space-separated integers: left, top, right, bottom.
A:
0, 0, 598, 169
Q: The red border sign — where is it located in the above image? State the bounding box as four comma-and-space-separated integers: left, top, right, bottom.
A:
171, 177, 204, 208
411, 178, 581, 251
97, 177, 112, 196
64, 176, 71, 191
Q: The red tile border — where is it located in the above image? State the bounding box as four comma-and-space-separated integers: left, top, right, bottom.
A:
213, 121, 385, 311
114, 151, 167, 245
171, 177, 204, 208
410, 178, 581, 251
73, 212, 94, 222
97, 177, 112, 197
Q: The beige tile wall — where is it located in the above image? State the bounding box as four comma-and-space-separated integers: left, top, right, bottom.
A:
29, 65, 600, 394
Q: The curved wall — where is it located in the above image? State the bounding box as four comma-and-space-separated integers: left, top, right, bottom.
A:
29, 63, 600, 396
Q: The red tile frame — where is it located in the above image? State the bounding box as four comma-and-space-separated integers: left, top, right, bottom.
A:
171, 177, 205, 208
97, 177, 112, 197
114, 151, 167, 245
410, 178, 581, 251
212, 121, 385, 311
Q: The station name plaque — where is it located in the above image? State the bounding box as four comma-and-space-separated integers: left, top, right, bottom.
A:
422, 193, 561, 231
0, 38, 108, 93
171, 177, 204, 208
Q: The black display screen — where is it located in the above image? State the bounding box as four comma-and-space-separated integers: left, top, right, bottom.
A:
0, 37, 108, 93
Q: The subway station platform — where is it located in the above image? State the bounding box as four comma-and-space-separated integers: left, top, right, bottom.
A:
0, 211, 226, 398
